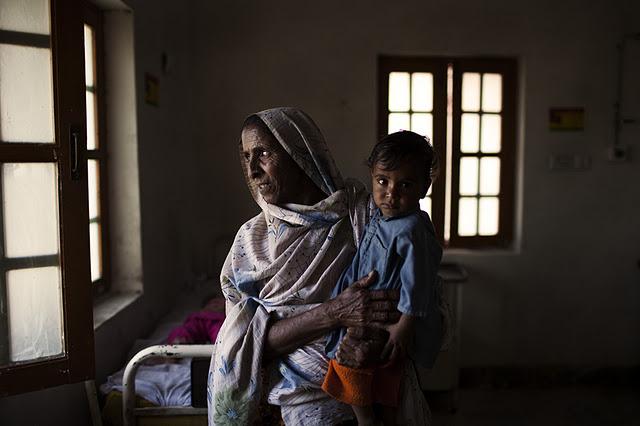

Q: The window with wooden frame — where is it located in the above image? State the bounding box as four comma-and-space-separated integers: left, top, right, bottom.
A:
83, 3, 110, 297
0, 0, 94, 396
378, 56, 517, 249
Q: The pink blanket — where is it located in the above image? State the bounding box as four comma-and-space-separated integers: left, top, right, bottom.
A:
167, 311, 225, 344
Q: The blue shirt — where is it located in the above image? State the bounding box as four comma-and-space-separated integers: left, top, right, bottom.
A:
325, 208, 444, 368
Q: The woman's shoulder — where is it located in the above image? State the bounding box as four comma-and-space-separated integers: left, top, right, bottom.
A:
232, 212, 268, 241
240, 211, 266, 227
343, 178, 370, 210
343, 178, 374, 245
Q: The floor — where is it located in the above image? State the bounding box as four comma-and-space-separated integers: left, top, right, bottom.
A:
428, 386, 640, 426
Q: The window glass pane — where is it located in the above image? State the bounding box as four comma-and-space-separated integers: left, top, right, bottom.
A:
88, 160, 100, 219
2, 163, 59, 257
86, 91, 97, 150
411, 113, 432, 138
478, 197, 499, 236
482, 73, 502, 112
0, 44, 54, 143
83, 24, 95, 87
411, 72, 433, 112
459, 157, 478, 196
481, 114, 501, 153
458, 197, 478, 236
480, 157, 500, 195
419, 197, 431, 217
461, 73, 480, 112
90, 222, 102, 282
0, 0, 50, 35
388, 113, 410, 134
388, 72, 410, 112
461, 113, 479, 153
6, 267, 63, 363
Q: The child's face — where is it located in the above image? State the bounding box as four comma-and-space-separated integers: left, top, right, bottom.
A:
371, 158, 428, 218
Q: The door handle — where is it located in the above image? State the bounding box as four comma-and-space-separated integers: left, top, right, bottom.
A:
70, 126, 81, 180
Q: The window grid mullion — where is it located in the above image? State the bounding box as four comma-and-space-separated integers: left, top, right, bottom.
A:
476, 75, 484, 236
0, 176, 8, 365
450, 63, 462, 244
87, 150, 104, 160
432, 63, 448, 242
85, 4, 111, 295
0, 30, 50, 48
409, 72, 413, 121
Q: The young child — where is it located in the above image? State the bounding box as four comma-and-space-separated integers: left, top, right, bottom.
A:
322, 130, 443, 425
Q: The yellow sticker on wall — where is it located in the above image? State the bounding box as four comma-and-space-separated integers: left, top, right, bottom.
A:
549, 108, 584, 130
145, 73, 159, 106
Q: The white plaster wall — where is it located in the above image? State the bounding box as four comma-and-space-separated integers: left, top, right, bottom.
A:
190, 0, 640, 367
93, 0, 198, 380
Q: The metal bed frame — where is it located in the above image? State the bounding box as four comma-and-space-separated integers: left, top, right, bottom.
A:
122, 344, 216, 426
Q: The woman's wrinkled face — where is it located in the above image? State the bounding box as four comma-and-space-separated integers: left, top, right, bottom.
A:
241, 124, 310, 205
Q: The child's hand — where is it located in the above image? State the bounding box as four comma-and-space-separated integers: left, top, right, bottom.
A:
380, 314, 414, 366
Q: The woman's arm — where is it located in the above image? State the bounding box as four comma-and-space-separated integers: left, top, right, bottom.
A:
264, 271, 400, 360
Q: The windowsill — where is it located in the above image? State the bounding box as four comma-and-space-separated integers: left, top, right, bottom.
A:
93, 289, 142, 330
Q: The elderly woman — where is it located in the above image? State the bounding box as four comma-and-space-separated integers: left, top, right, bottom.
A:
208, 108, 431, 425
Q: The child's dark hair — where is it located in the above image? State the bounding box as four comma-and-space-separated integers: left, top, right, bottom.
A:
367, 131, 439, 185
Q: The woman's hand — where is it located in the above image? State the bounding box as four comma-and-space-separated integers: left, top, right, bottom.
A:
336, 314, 413, 369
335, 326, 387, 368
325, 271, 401, 328
264, 271, 399, 360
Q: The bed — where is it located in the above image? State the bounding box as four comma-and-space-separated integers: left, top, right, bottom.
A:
119, 344, 214, 426
100, 278, 223, 426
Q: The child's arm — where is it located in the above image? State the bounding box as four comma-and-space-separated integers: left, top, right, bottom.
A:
381, 313, 415, 365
